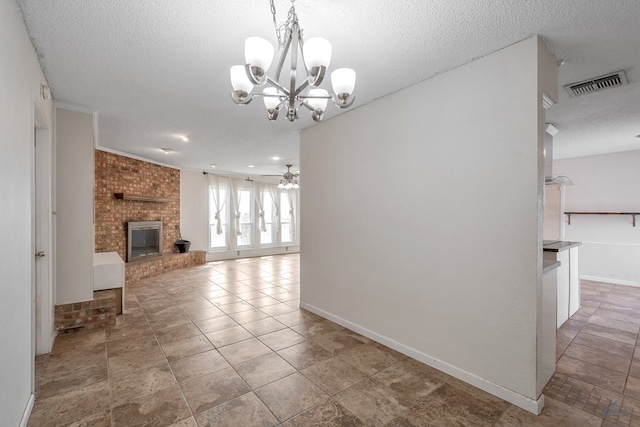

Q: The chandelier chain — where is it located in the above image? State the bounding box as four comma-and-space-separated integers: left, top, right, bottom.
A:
270, 0, 299, 49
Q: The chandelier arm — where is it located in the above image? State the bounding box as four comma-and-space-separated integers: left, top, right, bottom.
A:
294, 79, 309, 96
287, 20, 300, 120
274, 30, 293, 83
265, 77, 290, 97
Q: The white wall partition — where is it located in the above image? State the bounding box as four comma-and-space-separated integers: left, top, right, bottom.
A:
0, 1, 54, 425
180, 170, 209, 251
55, 107, 95, 304
555, 150, 640, 285
301, 36, 556, 413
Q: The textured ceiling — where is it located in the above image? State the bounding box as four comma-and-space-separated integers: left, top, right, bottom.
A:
16, 0, 640, 175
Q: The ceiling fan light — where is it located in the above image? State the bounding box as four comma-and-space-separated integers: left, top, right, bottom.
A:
303, 37, 332, 72
331, 68, 356, 96
245, 37, 274, 75
230, 65, 254, 96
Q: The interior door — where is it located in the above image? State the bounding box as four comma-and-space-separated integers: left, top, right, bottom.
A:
34, 117, 53, 355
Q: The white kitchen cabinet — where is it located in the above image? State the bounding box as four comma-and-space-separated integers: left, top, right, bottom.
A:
543, 241, 581, 329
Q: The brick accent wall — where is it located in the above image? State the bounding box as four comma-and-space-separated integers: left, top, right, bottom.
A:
95, 150, 181, 260
54, 290, 118, 333
95, 150, 205, 283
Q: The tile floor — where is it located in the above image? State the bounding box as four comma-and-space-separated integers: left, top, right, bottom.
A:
29, 254, 624, 426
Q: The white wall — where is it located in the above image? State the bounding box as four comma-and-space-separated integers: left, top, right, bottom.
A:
555, 150, 640, 285
55, 107, 95, 304
180, 170, 209, 251
301, 37, 555, 412
0, 0, 53, 424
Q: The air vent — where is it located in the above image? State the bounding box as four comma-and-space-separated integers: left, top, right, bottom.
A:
564, 70, 627, 97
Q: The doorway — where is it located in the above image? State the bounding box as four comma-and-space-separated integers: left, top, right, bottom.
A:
33, 102, 53, 357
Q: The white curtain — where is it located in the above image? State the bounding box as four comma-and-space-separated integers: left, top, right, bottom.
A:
208, 174, 228, 235
230, 178, 244, 236
286, 189, 297, 237
254, 182, 267, 232
268, 184, 281, 233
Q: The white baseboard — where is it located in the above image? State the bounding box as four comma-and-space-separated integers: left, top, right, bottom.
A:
19, 393, 35, 427
581, 275, 640, 288
300, 302, 544, 415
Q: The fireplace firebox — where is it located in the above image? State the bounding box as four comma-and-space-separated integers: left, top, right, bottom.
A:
127, 221, 162, 262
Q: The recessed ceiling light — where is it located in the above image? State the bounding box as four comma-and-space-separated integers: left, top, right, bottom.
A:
248, 165, 255, 168
296, 170, 300, 174
271, 156, 280, 160
210, 164, 216, 168
636, 135, 640, 139
160, 148, 174, 154
557, 59, 566, 66
176, 134, 189, 142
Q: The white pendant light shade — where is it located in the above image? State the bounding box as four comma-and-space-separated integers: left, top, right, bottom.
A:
245, 37, 274, 72
303, 37, 332, 70
263, 87, 282, 110
307, 88, 328, 111
331, 68, 356, 95
230, 65, 254, 94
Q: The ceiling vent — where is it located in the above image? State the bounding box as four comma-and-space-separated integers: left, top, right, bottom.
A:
564, 70, 628, 97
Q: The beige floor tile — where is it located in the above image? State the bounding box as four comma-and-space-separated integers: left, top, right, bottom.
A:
219, 301, 255, 314
243, 317, 287, 336
28, 381, 111, 427
258, 328, 307, 351
110, 361, 176, 406
194, 392, 278, 427
51, 329, 106, 354
161, 334, 214, 361
302, 356, 368, 395
181, 367, 251, 414
218, 337, 273, 366
205, 325, 253, 347
255, 372, 329, 421
169, 349, 231, 384
333, 378, 408, 427
581, 322, 638, 345
291, 319, 343, 339
154, 322, 202, 344
557, 355, 628, 394
229, 308, 270, 324
166, 416, 199, 427
495, 396, 602, 426
282, 399, 365, 426
277, 340, 334, 370
235, 352, 297, 389
338, 343, 403, 376
259, 303, 298, 317
195, 315, 238, 334
112, 384, 191, 426
564, 342, 632, 373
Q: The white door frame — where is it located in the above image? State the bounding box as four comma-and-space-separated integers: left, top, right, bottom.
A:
33, 100, 54, 356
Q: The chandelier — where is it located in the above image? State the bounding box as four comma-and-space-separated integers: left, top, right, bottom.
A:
230, 0, 356, 122
277, 165, 299, 189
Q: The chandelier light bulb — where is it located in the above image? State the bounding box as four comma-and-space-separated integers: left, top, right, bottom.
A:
230, 65, 254, 98
245, 37, 274, 78
303, 37, 332, 74
307, 88, 328, 111
331, 68, 356, 96
263, 87, 282, 110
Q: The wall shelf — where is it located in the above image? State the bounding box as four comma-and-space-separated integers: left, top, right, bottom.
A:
114, 193, 174, 203
565, 212, 639, 227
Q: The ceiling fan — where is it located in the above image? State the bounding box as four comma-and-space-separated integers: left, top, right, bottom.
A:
262, 164, 300, 189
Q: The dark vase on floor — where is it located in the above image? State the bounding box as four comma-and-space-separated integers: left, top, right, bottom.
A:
175, 240, 191, 253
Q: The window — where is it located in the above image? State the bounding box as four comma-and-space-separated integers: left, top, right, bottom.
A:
281, 192, 293, 243
209, 187, 228, 250
236, 188, 253, 247
260, 190, 274, 245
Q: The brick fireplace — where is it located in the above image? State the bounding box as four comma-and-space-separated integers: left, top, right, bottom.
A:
94, 150, 204, 282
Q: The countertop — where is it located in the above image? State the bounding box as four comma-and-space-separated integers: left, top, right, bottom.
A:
543, 240, 582, 252
543, 259, 561, 273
